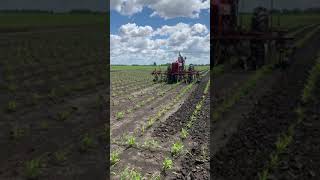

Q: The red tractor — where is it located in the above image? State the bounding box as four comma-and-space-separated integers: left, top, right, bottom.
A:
152, 53, 200, 84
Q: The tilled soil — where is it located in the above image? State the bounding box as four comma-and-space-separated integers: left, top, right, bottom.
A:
152, 74, 210, 139
269, 83, 320, 179
110, 73, 210, 178
210, 28, 320, 179
0, 26, 108, 180
172, 94, 210, 180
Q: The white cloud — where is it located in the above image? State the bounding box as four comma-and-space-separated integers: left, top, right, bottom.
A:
110, 0, 210, 19
119, 23, 153, 37
111, 22, 210, 65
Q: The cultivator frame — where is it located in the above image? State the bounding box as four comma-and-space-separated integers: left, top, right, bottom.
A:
152, 69, 200, 84
211, 0, 294, 70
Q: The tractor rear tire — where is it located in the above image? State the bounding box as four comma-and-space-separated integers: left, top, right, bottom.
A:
251, 7, 269, 32
250, 7, 269, 69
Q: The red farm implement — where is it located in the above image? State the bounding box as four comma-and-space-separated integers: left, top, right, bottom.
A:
152, 53, 200, 84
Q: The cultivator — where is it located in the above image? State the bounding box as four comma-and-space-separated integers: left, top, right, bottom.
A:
212, 0, 294, 70
152, 53, 200, 84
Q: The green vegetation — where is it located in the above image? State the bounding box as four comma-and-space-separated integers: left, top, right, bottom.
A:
180, 128, 189, 140
212, 65, 273, 120
302, 55, 320, 103
143, 139, 160, 150
0, 13, 106, 28
110, 151, 120, 165
258, 54, 320, 180
57, 111, 71, 121
162, 157, 173, 171
10, 127, 25, 140
116, 112, 125, 120
120, 167, 142, 180
239, 13, 320, 30
171, 141, 184, 156
126, 135, 136, 147
53, 150, 68, 164
6, 100, 17, 112
25, 159, 41, 179
80, 133, 94, 152
111, 65, 209, 72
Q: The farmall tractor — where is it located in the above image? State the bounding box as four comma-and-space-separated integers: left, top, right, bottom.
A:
212, 0, 294, 70
152, 53, 200, 84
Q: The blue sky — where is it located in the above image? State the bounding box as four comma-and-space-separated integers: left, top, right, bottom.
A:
110, 7, 210, 34
110, 0, 210, 65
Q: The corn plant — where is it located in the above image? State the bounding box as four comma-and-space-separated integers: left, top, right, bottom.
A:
126, 135, 136, 147
120, 167, 142, 180
275, 133, 292, 153
54, 150, 68, 164
116, 112, 125, 120
10, 127, 25, 140
143, 139, 160, 150
180, 128, 188, 140
25, 159, 41, 179
6, 100, 17, 112
80, 133, 94, 152
258, 169, 269, 180
40, 120, 49, 130
171, 141, 184, 156
147, 118, 155, 129
162, 157, 173, 171
57, 110, 71, 121
110, 151, 120, 165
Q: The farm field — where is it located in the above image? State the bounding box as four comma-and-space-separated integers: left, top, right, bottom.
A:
210, 16, 320, 179
0, 13, 108, 179
110, 65, 210, 179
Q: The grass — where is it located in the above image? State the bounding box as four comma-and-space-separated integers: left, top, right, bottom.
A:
171, 141, 184, 156
25, 159, 41, 179
162, 157, 173, 171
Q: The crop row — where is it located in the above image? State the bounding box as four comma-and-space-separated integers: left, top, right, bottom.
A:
212, 25, 320, 121
113, 83, 181, 120
258, 54, 320, 180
